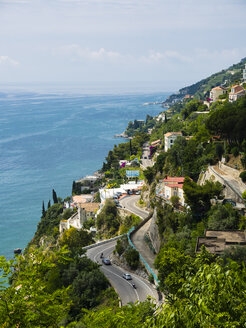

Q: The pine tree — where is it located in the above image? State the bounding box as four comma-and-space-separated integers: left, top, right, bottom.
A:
52, 189, 58, 204
42, 201, 46, 217
164, 112, 168, 123
47, 200, 51, 209
72, 181, 76, 194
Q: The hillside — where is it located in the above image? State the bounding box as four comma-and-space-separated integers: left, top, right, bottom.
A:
165, 57, 246, 103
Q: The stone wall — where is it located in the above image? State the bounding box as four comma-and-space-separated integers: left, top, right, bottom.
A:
148, 209, 161, 254
198, 165, 244, 203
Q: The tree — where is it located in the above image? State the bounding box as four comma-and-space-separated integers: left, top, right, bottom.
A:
152, 260, 246, 328
47, 199, 51, 209
215, 143, 224, 160
143, 166, 155, 184
59, 227, 94, 256
53, 189, 58, 204
183, 178, 223, 217
239, 171, 246, 182
171, 195, 180, 208
0, 249, 71, 327
207, 203, 240, 230
155, 246, 192, 295
124, 247, 139, 270
42, 200, 46, 218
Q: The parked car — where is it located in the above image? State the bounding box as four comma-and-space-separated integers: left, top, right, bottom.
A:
102, 258, 111, 265
222, 199, 236, 207
128, 190, 133, 195
122, 273, 132, 280
135, 190, 141, 195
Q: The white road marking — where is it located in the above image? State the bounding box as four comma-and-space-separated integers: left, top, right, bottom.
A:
102, 266, 140, 302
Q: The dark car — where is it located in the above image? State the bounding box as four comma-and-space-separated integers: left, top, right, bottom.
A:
102, 258, 111, 265
222, 199, 236, 207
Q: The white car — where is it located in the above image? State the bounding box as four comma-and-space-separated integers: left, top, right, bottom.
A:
122, 273, 132, 280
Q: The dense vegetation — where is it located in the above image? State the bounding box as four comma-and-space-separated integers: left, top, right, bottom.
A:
1, 58, 246, 327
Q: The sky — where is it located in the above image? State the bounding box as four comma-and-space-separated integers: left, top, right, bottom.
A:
0, 0, 246, 91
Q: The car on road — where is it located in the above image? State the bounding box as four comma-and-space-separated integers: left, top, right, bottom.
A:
222, 199, 236, 207
102, 258, 111, 265
122, 273, 132, 280
135, 190, 141, 195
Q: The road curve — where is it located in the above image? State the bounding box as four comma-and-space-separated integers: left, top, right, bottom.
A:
120, 195, 149, 219
86, 240, 158, 305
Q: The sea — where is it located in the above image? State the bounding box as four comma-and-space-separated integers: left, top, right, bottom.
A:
0, 82, 171, 259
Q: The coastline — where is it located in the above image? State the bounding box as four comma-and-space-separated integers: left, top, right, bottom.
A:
0, 91, 168, 259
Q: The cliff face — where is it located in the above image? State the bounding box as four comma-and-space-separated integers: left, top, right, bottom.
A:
148, 209, 161, 254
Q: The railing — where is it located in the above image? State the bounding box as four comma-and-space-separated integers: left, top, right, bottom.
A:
127, 221, 160, 286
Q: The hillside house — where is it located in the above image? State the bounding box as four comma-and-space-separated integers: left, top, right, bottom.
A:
59, 202, 100, 234
209, 86, 226, 102
164, 132, 182, 152
196, 230, 246, 255
229, 84, 245, 102
156, 176, 186, 206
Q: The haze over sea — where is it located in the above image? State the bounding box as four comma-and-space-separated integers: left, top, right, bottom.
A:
0, 82, 170, 259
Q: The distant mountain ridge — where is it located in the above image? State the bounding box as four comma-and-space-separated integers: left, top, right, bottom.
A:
165, 57, 246, 104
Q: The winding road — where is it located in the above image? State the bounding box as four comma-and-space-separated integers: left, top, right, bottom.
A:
120, 195, 149, 218
120, 195, 158, 276
86, 240, 158, 305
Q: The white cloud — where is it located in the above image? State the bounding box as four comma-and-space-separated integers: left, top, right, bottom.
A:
53, 44, 121, 61
140, 50, 191, 63
0, 56, 19, 66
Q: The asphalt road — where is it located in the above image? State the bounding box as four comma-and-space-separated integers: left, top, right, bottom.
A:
86, 240, 158, 305
120, 195, 158, 277
120, 195, 149, 219
141, 142, 153, 168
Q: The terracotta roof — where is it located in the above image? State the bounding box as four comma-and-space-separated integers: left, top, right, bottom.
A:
163, 177, 185, 183
230, 85, 245, 94
72, 194, 94, 204
164, 132, 182, 137
211, 86, 224, 91
151, 139, 161, 146
78, 202, 100, 212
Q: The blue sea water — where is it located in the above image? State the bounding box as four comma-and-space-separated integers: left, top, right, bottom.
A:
0, 85, 170, 259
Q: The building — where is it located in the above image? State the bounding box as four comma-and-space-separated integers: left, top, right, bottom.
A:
76, 175, 100, 192
164, 132, 182, 152
209, 86, 226, 102
196, 230, 246, 255
151, 139, 161, 147
243, 63, 246, 82
228, 85, 245, 102
59, 203, 100, 234
156, 176, 186, 206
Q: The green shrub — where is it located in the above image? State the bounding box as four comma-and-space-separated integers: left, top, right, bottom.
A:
239, 171, 246, 182
115, 239, 125, 256
231, 147, 239, 157
148, 274, 154, 284
124, 247, 139, 270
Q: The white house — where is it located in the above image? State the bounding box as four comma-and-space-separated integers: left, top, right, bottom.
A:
156, 176, 186, 206
164, 132, 182, 152
229, 85, 245, 102
59, 203, 99, 234
209, 86, 226, 102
